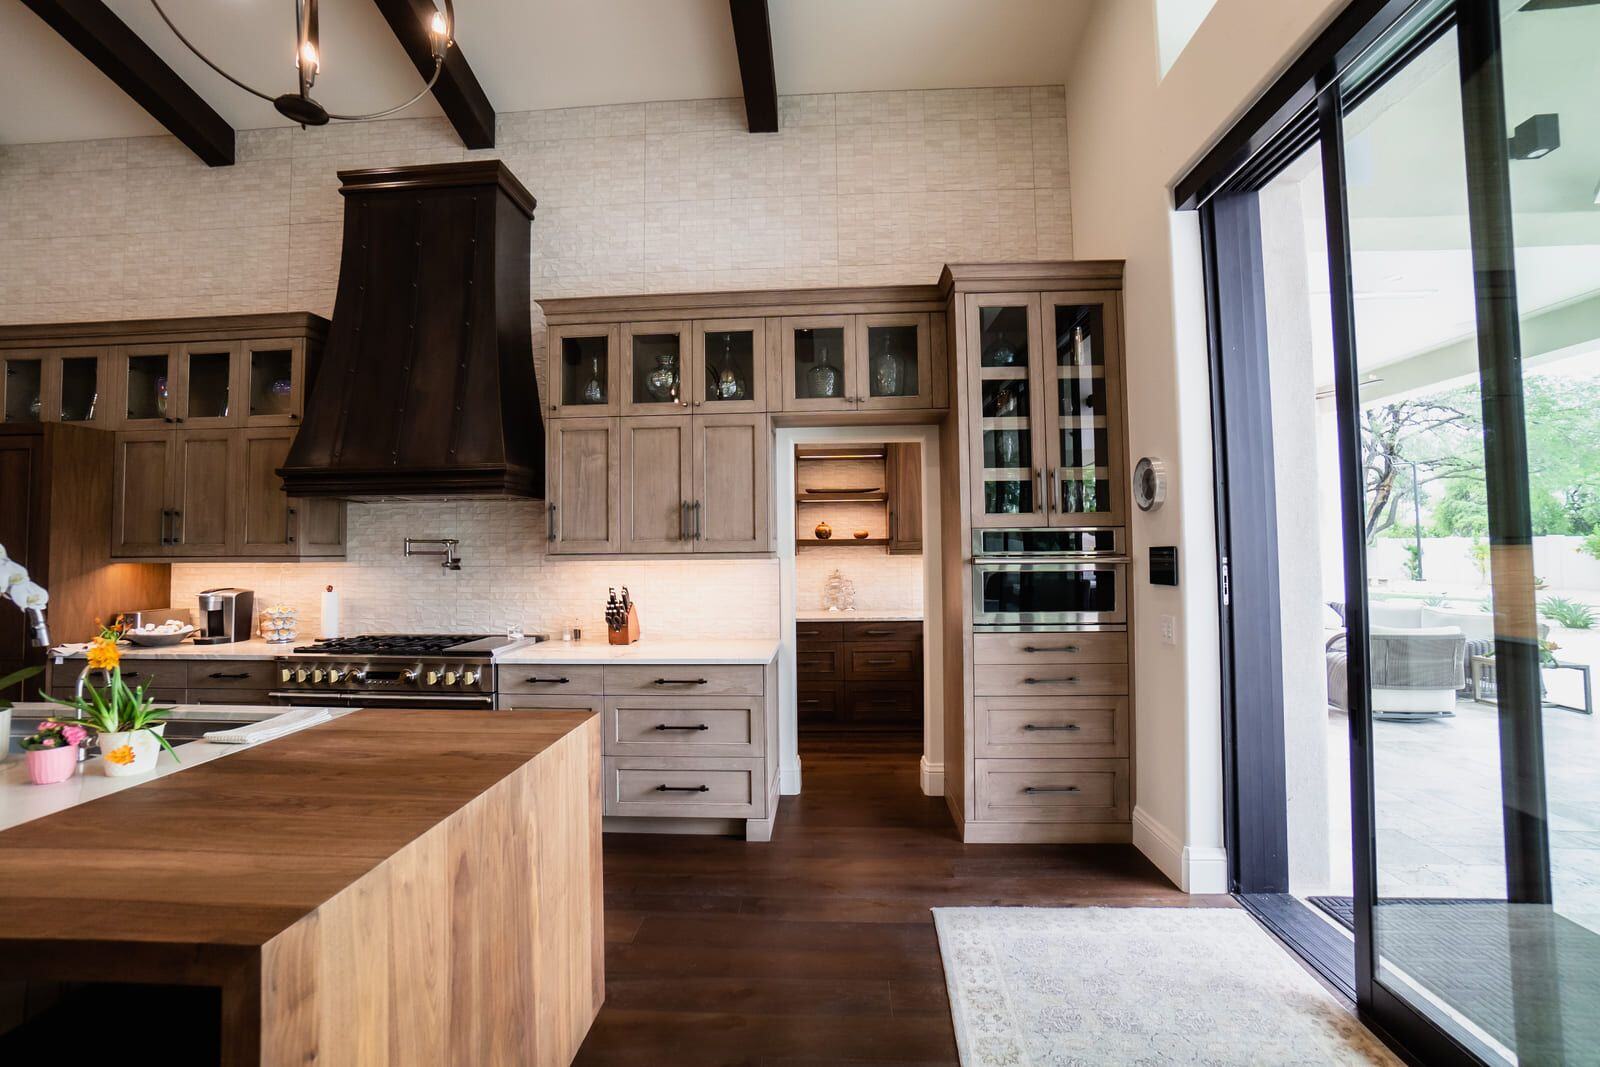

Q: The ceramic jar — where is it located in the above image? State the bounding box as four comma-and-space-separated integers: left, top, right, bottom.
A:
25, 744, 78, 785
98, 726, 163, 777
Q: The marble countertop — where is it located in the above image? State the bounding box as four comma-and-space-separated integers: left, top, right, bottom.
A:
1, 705, 348, 833
50, 637, 289, 660
795, 610, 924, 622
495, 637, 780, 665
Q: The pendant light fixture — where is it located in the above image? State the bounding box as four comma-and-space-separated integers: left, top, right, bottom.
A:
150, 0, 455, 126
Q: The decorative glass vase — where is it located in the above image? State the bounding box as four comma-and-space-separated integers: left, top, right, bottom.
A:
871, 336, 902, 396
645, 351, 680, 402
806, 362, 841, 399
582, 354, 605, 404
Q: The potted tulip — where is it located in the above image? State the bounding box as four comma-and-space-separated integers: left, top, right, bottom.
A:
20, 719, 89, 784
47, 634, 178, 777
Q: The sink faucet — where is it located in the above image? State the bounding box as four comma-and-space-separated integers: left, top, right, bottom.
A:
404, 537, 462, 570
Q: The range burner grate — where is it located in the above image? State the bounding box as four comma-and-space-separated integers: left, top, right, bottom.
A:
292, 634, 496, 656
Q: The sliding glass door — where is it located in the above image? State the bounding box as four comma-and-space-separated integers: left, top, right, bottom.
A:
1190, 0, 1600, 1061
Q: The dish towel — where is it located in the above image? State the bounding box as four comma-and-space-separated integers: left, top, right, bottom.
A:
202, 708, 334, 745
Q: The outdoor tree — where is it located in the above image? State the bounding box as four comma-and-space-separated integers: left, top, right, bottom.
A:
1360, 396, 1479, 544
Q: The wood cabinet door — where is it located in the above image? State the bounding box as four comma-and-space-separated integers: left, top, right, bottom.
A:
619, 416, 693, 553
235, 428, 296, 556
691, 318, 767, 414
175, 341, 241, 427
1042, 291, 1127, 528
854, 313, 934, 410
1, 353, 47, 425
170, 429, 236, 555
621, 321, 692, 416
242, 338, 306, 427
549, 325, 621, 417
294, 497, 347, 557
965, 293, 1049, 528
47, 347, 114, 427
116, 343, 180, 430
548, 417, 620, 554
692, 413, 769, 553
111, 430, 175, 557
779, 316, 856, 411
885, 441, 922, 554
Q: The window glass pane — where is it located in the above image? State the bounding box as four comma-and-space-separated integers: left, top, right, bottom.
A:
865, 324, 918, 398
977, 305, 1035, 516
702, 329, 755, 404
185, 350, 231, 419
126, 353, 170, 421
560, 335, 609, 407
630, 332, 683, 406
58, 357, 100, 421
3, 358, 43, 422
792, 327, 846, 400
250, 348, 294, 417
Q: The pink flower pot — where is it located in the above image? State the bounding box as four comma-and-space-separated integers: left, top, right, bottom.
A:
25, 744, 78, 785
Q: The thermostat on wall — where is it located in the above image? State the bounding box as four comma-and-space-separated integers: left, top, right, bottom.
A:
1133, 457, 1167, 512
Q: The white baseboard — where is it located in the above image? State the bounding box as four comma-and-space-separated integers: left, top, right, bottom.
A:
1132, 805, 1228, 894
920, 757, 944, 797
780, 757, 802, 795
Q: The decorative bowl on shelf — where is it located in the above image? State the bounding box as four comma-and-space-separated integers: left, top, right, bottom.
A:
121, 625, 196, 647
853, 529, 870, 540
804, 487, 879, 495
813, 520, 833, 541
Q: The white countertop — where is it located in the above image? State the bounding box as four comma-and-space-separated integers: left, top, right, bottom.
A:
0, 705, 348, 833
495, 637, 779, 665
50, 637, 289, 660
795, 610, 924, 622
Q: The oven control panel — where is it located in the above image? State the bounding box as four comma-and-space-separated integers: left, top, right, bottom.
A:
272, 658, 493, 694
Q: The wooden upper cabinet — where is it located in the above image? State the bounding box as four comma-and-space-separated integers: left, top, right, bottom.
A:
548, 417, 620, 554
620, 416, 693, 553
780, 315, 856, 411
966, 293, 1049, 528
885, 442, 923, 554
549, 325, 620, 417
112, 430, 176, 558
236, 428, 345, 558
3, 348, 114, 427
169, 430, 236, 555
693, 414, 769, 553
176, 341, 240, 427
1042, 292, 1126, 528
243, 338, 307, 427
621, 321, 691, 416
854, 313, 934, 411
692, 319, 767, 414
118, 343, 181, 429
1, 353, 47, 425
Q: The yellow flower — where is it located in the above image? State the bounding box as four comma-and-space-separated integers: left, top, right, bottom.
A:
104, 745, 135, 766
86, 636, 121, 671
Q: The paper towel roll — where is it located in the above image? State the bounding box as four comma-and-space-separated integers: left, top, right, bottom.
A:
320, 585, 340, 639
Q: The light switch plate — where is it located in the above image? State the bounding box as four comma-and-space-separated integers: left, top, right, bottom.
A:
1160, 615, 1177, 645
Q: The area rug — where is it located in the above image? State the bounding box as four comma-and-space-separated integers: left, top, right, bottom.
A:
933, 907, 1399, 1066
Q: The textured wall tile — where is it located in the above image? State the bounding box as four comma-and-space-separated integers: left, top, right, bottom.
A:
779, 94, 836, 128
836, 91, 924, 126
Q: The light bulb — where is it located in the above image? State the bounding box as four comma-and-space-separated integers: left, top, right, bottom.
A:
429, 11, 448, 37
298, 40, 319, 73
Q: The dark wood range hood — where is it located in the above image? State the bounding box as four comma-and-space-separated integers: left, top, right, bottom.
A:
279, 161, 543, 498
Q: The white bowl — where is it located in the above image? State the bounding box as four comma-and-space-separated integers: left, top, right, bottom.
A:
121, 627, 196, 647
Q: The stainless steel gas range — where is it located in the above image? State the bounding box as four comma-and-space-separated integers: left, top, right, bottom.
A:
270, 634, 538, 709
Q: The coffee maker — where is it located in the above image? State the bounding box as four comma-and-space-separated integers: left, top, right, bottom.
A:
195, 588, 254, 645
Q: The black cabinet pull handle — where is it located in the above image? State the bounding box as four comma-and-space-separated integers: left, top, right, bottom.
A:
655, 723, 710, 731
1023, 785, 1080, 794
159, 509, 171, 546
1023, 723, 1081, 732
799, 699, 822, 706
798, 630, 821, 638
172, 509, 183, 542
1023, 676, 1079, 685
208, 672, 251, 680
863, 628, 894, 636
1023, 645, 1080, 654
654, 677, 707, 686
656, 784, 710, 793
286, 506, 296, 544
865, 658, 897, 666
525, 675, 570, 684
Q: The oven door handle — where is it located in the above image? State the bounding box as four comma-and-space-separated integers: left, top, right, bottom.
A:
970, 556, 1132, 565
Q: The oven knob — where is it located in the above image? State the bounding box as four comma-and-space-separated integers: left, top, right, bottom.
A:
311, 668, 324, 684
463, 669, 480, 687
279, 667, 292, 683
444, 670, 458, 686
294, 668, 309, 683
425, 669, 440, 686
328, 667, 344, 683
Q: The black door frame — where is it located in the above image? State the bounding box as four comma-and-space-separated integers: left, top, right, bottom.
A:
1185, 0, 1557, 1062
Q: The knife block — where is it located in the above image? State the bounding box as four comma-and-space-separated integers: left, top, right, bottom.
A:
608, 603, 640, 645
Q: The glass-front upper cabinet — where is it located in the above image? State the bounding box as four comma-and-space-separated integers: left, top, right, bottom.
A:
245, 338, 304, 426
178, 342, 238, 426
56, 351, 108, 423
2, 354, 45, 423
622, 321, 690, 414
1045, 294, 1124, 526
967, 295, 1046, 527
781, 316, 855, 411
855, 314, 933, 410
120, 344, 177, 427
693, 319, 766, 413
549, 325, 620, 417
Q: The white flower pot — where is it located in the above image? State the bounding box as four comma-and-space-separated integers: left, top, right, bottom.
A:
98, 726, 163, 777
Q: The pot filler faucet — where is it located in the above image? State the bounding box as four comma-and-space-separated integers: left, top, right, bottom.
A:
404, 537, 462, 570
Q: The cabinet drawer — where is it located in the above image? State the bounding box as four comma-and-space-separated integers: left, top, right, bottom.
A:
843, 621, 921, 643
189, 688, 273, 706
973, 758, 1129, 823
797, 686, 840, 725
972, 662, 1128, 697
56, 659, 188, 691
51, 685, 186, 706
497, 665, 605, 696
845, 648, 918, 680
974, 696, 1128, 758
187, 660, 277, 689
796, 621, 844, 646
497, 695, 603, 714
796, 648, 842, 680
845, 685, 921, 726
604, 756, 764, 818
604, 664, 765, 696
974, 632, 1127, 665
603, 696, 763, 757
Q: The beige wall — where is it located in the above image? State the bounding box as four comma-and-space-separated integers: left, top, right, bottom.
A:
1064, 0, 1346, 890
0, 88, 1070, 641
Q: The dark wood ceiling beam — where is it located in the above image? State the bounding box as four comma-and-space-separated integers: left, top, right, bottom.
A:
371, 0, 495, 149
20, 0, 234, 166
729, 0, 778, 133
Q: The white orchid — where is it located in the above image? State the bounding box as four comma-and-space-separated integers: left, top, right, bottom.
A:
0, 557, 24, 592
9, 579, 48, 610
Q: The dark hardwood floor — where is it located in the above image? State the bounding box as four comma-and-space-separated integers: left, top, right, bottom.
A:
576, 731, 1230, 1066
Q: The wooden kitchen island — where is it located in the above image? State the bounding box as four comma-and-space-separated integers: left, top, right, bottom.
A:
0, 709, 603, 1066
